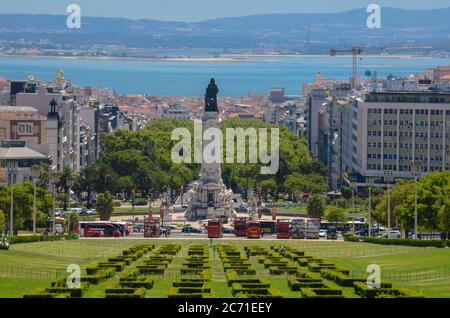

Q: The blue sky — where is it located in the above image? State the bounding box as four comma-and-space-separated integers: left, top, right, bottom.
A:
0, 0, 448, 21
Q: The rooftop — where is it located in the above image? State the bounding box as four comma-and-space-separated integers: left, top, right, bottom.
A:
0, 140, 48, 160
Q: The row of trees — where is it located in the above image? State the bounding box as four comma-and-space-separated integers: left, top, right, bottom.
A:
0, 181, 53, 234
308, 170, 450, 236
73, 117, 327, 204
372, 170, 450, 236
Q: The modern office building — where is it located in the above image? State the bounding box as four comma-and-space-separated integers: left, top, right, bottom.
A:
350, 91, 450, 181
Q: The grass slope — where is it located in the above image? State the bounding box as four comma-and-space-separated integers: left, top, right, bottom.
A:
0, 239, 449, 298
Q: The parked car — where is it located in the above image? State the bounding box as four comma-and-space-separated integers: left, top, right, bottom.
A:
237, 205, 248, 213
0, 237, 10, 250
181, 226, 202, 234
379, 230, 401, 239
161, 224, 177, 231
319, 229, 327, 238
261, 207, 271, 214
55, 210, 65, 217
223, 228, 234, 234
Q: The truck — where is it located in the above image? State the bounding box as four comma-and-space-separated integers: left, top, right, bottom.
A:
291, 219, 306, 239
246, 221, 261, 239
208, 219, 223, 238
144, 217, 161, 238
234, 217, 248, 237
306, 218, 321, 239
276, 219, 291, 239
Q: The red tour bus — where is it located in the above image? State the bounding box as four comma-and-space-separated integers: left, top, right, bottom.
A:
247, 221, 261, 239
234, 217, 248, 237
276, 219, 291, 239
82, 222, 122, 237
208, 219, 223, 238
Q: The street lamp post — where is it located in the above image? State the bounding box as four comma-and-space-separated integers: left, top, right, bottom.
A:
7, 161, 18, 236
350, 181, 356, 234
67, 179, 73, 234
411, 160, 421, 239
446, 150, 450, 170
31, 165, 40, 236
51, 173, 58, 235
384, 170, 394, 238
367, 177, 373, 237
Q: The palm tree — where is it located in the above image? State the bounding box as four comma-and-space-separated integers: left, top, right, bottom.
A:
95, 192, 114, 221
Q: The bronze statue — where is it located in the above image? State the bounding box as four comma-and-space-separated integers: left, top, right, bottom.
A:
205, 78, 219, 112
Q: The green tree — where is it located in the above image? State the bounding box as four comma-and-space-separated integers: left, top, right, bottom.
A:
307, 194, 325, 220
0, 210, 4, 232
325, 206, 348, 224
95, 192, 114, 221
57, 166, 75, 194
340, 185, 353, 200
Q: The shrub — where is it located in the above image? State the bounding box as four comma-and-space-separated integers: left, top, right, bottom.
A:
353, 282, 423, 298
308, 263, 336, 272
44, 287, 83, 298
105, 288, 146, 298
168, 290, 209, 298
287, 276, 325, 291
119, 277, 154, 289
225, 272, 267, 286
320, 270, 366, 287
234, 290, 283, 298
300, 288, 344, 298
344, 235, 446, 248
7, 234, 78, 245
269, 267, 299, 275
98, 262, 125, 271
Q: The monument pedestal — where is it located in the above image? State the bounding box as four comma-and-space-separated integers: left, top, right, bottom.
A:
185, 112, 235, 221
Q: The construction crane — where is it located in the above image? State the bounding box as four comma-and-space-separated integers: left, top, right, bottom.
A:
330, 46, 386, 89
330, 44, 442, 89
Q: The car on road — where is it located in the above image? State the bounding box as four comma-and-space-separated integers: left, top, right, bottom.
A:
223, 227, 234, 234
319, 229, 327, 238
55, 210, 65, 217
260, 207, 271, 214
181, 226, 203, 234
379, 230, 401, 239
236, 205, 248, 213
161, 224, 177, 231
79, 208, 96, 215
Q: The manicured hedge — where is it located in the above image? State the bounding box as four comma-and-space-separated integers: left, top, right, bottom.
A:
225, 273, 267, 286
81, 268, 115, 284
24, 292, 70, 298
7, 234, 78, 244
105, 287, 146, 298
353, 282, 423, 298
288, 276, 326, 290
320, 269, 366, 287
234, 290, 283, 298
300, 288, 344, 298
344, 235, 446, 248
119, 277, 154, 289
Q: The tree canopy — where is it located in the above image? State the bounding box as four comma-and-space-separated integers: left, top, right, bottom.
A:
76, 117, 325, 200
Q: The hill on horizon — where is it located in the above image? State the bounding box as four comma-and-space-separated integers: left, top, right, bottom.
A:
0, 7, 449, 54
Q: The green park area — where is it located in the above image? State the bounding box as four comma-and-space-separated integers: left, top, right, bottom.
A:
0, 239, 448, 298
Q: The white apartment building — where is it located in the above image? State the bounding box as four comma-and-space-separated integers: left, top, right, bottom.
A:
15, 83, 81, 172
351, 92, 450, 180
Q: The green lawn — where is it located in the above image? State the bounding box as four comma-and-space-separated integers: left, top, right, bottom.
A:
0, 239, 449, 298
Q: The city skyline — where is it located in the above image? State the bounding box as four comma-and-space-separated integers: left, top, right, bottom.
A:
0, 0, 449, 21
